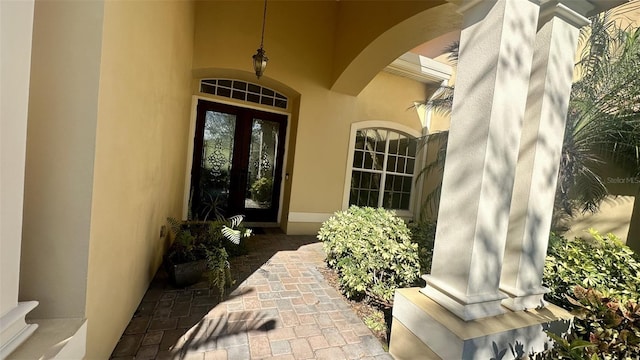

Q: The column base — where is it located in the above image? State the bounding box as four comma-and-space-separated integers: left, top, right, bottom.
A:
422, 276, 507, 321
500, 285, 550, 311
390, 288, 573, 360
0, 301, 39, 358
7, 318, 86, 360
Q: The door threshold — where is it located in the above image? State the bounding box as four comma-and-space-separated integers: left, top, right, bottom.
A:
244, 222, 279, 228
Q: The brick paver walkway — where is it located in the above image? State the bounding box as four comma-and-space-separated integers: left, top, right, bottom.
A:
110, 233, 393, 360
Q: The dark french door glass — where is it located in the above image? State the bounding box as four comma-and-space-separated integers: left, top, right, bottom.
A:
190, 100, 287, 222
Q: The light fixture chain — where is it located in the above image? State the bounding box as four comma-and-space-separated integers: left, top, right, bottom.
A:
260, 0, 267, 48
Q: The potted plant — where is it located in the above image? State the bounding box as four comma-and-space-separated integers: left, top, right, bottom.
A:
164, 215, 251, 295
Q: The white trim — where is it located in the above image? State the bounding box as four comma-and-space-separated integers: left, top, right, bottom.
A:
182, 94, 291, 224
342, 121, 421, 217
540, 0, 591, 27
0, 301, 38, 358
384, 53, 452, 84
5, 318, 86, 359
288, 212, 334, 223
277, 109, 291, 225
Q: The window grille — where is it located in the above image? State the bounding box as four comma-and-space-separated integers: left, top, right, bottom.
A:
349, 128, 417, 211
200, 79, 288, 110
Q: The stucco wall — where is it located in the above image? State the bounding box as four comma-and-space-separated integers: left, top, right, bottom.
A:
564, 162, 639, 245
628, 187, 640, 252
84, 1, 195, 357
564, 195, 636, 241
192, 1, 446, 234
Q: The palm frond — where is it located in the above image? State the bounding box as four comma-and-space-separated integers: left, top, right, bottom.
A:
227, 214, 245, 228
221, 226, 242, 245
557, 20, 640, 215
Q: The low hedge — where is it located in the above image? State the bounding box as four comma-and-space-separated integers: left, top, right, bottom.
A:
543, 229, 640, 310
317, 206, 421, 306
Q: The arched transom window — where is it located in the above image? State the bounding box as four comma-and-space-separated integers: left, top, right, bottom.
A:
200, 79, 288, 110
348, 128, 418, 211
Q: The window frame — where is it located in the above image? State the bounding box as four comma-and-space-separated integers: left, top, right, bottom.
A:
342, 121, 422, 219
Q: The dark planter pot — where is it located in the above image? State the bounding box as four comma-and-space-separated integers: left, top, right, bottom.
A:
165, 259, 207, 287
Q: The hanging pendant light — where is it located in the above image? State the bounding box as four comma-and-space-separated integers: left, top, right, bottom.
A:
253, 0, 269, 79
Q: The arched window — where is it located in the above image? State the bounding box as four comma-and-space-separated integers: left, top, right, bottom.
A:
347, 127, 418, 212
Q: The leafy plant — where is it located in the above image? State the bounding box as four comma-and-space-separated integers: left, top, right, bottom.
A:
317, 206, 421, 307
535, 286, 640, 359
250, 177, 273, 204
543, 230, 640, 310
535, 332, 597, 360
569, 287, 640, 358
408, 221, 437, 275
363, 310, 387, 333
558, 12, 640, 216
165, 215, 251, 297
204, 246, 233, 298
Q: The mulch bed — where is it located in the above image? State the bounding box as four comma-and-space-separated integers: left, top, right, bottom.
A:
317, 266, 391, 347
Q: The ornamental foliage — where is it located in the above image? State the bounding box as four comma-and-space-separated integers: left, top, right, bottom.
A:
536, 287, 640, 359
543, 230, 640, 310
317, 206, 421, 307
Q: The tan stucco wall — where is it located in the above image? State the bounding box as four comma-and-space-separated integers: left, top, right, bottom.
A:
332, 1, 446, 82
563, 162, 638, 245
21, 0, 105, 319
564, 195, 636, 241
84, 1, 195, 357
628, 187, 640, 252
331, 2, 461, 95
192, 1, 447, 234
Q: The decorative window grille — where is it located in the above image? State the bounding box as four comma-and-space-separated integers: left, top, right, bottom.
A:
349, 128, 417, 211
200, 79, 288, 110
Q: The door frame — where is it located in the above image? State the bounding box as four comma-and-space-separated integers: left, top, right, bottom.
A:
182, 95, 291, 226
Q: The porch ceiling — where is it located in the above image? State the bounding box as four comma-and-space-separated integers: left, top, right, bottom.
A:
330, 1, 462, 96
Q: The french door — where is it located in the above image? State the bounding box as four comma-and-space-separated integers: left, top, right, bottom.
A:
190, 100, 287, 222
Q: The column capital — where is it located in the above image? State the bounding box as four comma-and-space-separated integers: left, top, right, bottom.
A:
540, 0, 591, 27
457, 0, 541, 15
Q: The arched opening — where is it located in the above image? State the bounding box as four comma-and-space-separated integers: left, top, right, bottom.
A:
331, 3, 462, 96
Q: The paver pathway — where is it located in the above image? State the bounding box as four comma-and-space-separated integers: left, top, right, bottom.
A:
111, 234, 393, 360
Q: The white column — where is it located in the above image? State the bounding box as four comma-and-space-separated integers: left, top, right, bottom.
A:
422, 0, 540, 321
0, 0, 39, 357
500, 0, 591, 311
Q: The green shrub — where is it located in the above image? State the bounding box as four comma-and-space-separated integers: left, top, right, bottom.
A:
536, 286, 640, 359
250, 177, 273, 203
408, 221, 437, 275
544, 229, 640, 309
317, 206, 421, 306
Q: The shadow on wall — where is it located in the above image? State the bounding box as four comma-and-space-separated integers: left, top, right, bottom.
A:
563, 162, 639, 244
563, 194, 637, 243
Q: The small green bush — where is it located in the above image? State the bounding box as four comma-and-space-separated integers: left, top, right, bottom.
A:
408, 221, 437, 275
544, 229, 640, 309
317, 206, 421, 306
250, 177, 273, 203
